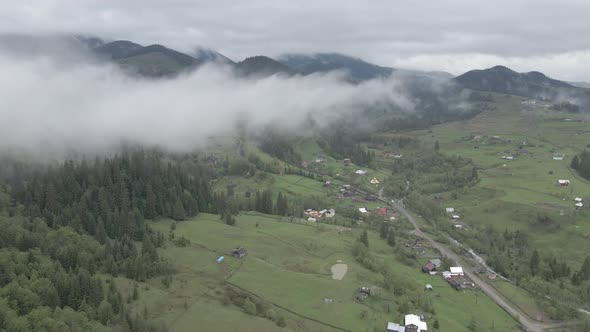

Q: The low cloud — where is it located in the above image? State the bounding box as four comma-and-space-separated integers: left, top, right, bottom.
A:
0, 54, 413, 158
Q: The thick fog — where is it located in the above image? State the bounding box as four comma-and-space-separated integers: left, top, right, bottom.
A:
0, 54, 414, 158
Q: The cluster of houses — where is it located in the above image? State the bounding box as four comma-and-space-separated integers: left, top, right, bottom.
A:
387, 314, 428, 332
422, 260, 475, 291
304, 208, 336, 222
445, 208, 465, 229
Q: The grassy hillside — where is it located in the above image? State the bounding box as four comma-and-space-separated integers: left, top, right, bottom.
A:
145, 212, 518, 332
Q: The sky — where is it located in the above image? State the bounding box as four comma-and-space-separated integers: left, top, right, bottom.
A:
2, 1, 590, 81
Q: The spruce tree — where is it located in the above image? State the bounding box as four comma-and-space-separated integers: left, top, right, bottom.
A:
360, 230, 369, 247
387, 229, 396, 247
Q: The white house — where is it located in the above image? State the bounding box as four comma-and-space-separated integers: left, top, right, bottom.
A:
445, 207, 455, 213
575, 197, 583, 202
449, 266, 464, 276
386, 322, 405, 332
393, 154, 403, 159
325, 209, 336, 218
405, 314, 428, 331
355, 170, 367, 175
370, 177, 380, 185
558, 179, 571, 186
576, 202, 584, 208
451, 214, 460, 219
359, 207, 368, 214
307, 217, 317, 222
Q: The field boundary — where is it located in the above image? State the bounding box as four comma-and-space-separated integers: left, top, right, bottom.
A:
225, 280, 353, 332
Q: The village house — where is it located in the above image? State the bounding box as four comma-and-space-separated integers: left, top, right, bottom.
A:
358, 207, 368, 214
387, 314, 428, 332
445, 207, 455, 213
558, 179, 571, 186
423, 258, 442, 274
343, 158, 352, 166
230, 247, 247, 258
575, 197, 583, 202
393, 154, 403, 159
377, 207, 388, 217
370, 177, 380, 185
576, 202, 584, 209
355, 169, 367, 175
553, 153, 565, 161
354, 287, 371, 301
449, 266, 464, 277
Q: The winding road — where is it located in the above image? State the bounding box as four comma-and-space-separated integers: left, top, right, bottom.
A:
376, 187, 576, 332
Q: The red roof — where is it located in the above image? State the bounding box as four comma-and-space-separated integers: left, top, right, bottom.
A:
377, 207, 388, 216
422, 262, 435, 272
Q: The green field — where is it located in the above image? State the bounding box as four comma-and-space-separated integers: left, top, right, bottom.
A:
144, 213, 518, 332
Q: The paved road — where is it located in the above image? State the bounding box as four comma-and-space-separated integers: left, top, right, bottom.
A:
375, 188, 544, 331
389, 200, 548, 332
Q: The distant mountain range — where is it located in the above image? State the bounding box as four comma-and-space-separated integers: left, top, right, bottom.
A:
1, 34, 588, 110
455, 65, 590, 109
278, 53, 453, 82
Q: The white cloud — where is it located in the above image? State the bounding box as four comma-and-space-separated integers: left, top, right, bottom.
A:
0, 54, 411, 157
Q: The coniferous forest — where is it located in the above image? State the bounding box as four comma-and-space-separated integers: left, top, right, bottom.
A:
0, 150, 214, 331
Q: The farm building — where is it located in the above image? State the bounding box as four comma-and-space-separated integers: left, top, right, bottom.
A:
231, 247, 247, 258
358, 207, 368, 214
405, 314, 428, 332
449, 266, 464, 277
343, 158, 352, 166
558, 179, 571, 186
430, 259, 442, 269
445, 207, 455, 213
422, 262, 436, 273
451, 214, 460, 220
370, 177, 380, 185
576, 202, 584, 209
387, 314, 428, 332
386, 322, 405, 332
553, 153, 565, 160
355, 169, 367, 175
575, 197, 583, 202
377, 207, 388, 216
354, 287, 371, 301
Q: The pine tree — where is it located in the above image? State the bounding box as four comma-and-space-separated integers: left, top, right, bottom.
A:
387, 229, 396, 247
530, 250, 540, 276
360, 230, 369, 247
380, 222, 388, 239
243, 297, 257, 315
571, 155, 580, 170
172, 199, 186, 221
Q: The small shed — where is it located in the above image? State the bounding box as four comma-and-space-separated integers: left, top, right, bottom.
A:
429, 259, 442, 269
231, 247, 247, 258
422, 262, 436, 273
